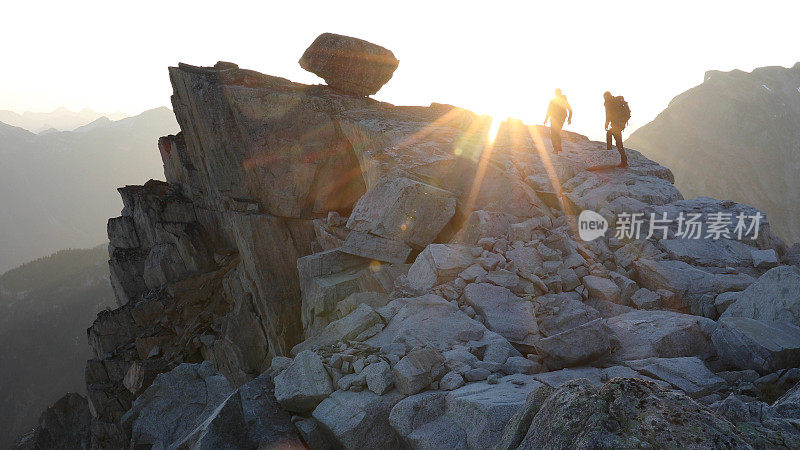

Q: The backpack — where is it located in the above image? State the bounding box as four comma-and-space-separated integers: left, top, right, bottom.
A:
613, 96, 631, 128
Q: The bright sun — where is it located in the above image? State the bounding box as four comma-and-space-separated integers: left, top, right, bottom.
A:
487, 116, 503, 144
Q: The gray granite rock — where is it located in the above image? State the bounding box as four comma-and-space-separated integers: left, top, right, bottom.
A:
624, 356, 726, 398
274, 351, 334, 413
582, 275, 621, 303
722, 265, 800, 326
606, 310, 717, 361
514, 378, 752, 448
312, 390, 404, 449
712, 317, 800, 372
751, 248, 779, 269
393, 348, 446, 395
292, 303, 383, 355
121, 362, 234, 448
463, 283, 539, 347
175, 373, 300, 448
363, 360, 394, 395
390, 376, 546, 449
535, 318, 610, 369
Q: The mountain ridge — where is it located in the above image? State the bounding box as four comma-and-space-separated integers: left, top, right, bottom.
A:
0, 106, 178, 272
0, 107, 130, 133
628, 62, 800, 245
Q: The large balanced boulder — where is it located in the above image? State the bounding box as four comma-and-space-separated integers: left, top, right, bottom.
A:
299, 32, 399, 96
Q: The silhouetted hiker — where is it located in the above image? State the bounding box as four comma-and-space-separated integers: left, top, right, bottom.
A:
544, 89, 572, 154
604, 91, 631, 167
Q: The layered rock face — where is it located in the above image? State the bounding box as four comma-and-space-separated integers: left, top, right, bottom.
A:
67, 36, 800, 449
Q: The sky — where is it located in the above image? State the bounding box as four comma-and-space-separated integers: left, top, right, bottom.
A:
2, 0, 799, 140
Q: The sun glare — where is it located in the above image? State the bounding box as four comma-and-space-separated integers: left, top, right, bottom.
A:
487, 116, 503, 144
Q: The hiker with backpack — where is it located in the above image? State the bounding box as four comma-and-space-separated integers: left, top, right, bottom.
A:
603, 91, 630, 167
544, 88, 572, 154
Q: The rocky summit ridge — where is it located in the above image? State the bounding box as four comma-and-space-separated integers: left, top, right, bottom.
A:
18, 34, 800, 449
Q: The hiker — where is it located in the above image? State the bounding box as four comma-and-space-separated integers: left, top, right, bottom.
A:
544, 89, 572, 154
603, 91, 631, 167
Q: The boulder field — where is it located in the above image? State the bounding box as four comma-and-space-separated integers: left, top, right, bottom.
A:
18, 34, 800, 449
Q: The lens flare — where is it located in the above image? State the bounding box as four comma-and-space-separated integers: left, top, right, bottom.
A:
487, 116, 502, 144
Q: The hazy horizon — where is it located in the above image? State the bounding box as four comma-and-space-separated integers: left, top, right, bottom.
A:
0, 105, 169, 133
3, 1, 800, 141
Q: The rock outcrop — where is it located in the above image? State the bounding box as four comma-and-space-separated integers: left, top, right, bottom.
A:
29, 35, 800, 449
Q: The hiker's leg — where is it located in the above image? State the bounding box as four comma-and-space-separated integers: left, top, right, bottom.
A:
551, 123, 562, 153
614, 129, 627, 166
606, 130, 613, 150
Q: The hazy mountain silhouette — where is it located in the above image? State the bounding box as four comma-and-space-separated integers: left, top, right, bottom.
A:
0, 107, 127, 134
627, 63, 800, 244
0, 246, 114, 449
0, 107, 178, 273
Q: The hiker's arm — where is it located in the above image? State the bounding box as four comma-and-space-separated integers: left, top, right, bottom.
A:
604, 111, 610, 130
567, 103, 573, 123
543, 111, 549, 125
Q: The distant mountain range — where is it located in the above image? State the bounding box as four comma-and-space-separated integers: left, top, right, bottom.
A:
628, 63, 800, 245
0, 107, 128, 134
0, 246, 114, 449
0, 107, 178, 273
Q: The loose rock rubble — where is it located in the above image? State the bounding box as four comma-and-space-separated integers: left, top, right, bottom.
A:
21, 34, 800, 449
